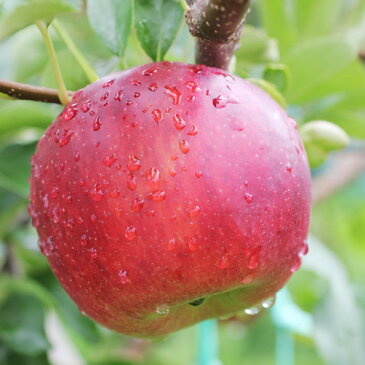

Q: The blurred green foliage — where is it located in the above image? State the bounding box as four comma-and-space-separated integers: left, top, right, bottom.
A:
0, 0, 364, 364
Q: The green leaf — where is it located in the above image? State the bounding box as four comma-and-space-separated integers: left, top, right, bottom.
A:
262, 63, 290, 94
87, 0, 132, 57
284, 37, 355, 104
0, 101, 55, 135
0, 293, 49, 356
258, 0, 297, 54
135, 0, 183, 61
303, 236, 365, 365
0, 143, 36, 198
0, 0, 76, 40
293, 0, 343, 41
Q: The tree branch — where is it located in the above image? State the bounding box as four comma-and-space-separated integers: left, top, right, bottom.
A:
0, 79, 73, 104
185, 0, 251, 70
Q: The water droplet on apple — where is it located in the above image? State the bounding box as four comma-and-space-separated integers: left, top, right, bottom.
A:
185, 80, 199, 92
125, 226, 136, 241
131, 80, 141, 86
133, 92, 140, 98
149, 190, 166, 202
299, 240, 309, 257
168, 165, 176, 177
93, 116, 102, 131
212, 94, 240, 109
187, 125, 198, 136
103, 153, 118, 167
146, 167, 160, 189
132, 197, 144, 212
127, 173, 137, 190
195, 170, 203, 178
100, 91, 109, 101
188, 237, 198, 252
91, 183, 104, 201
81, 100, 91, 112
248, 248, 260, 269
59, 129, 75, 147
118, 269, 131, 284
291, 258, 302, 273
148, 82, 158, 91
179, 140, 190, 154
63, 104, 78, 120
143, 66, 158, 76
156, 304, 170, 315
152, 109, 163, 124
114, 90, 123, 101
102, 79, 115, 88
89, 247, 97, 259
110, 188, 120, 198
286, 163, 292, 173
188, 205, 201, 217
244, 306, 260, 315
164, 85, 181, 105
173, 114, 186, 130
243, 193, 254, 204
262, 296, 276, 309
167, 238, 176, 251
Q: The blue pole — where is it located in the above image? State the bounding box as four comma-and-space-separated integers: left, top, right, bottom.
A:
197, 320, 221, 365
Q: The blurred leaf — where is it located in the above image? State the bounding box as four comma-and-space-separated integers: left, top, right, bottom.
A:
284, 37, 356, 103
135, 0, 183, 61
0, 142, 36, 198
0, 0, 76, 40
0, 293, 49, 356
303, 236, 365, 365
293, 0, 343, 41
262, 63, 290, 93
0, 101, 55, 134
87, 0, 132, 57
247, 78, 287, 109
258, 0, 297, 54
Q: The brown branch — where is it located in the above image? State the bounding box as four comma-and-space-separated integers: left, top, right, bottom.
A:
0, 79, 73, 104
312, 148, 365, 204
185, 0, 251, 70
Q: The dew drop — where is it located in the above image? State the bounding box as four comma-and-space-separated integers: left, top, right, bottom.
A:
132, 197, 144, 212
164, 85, 181, 105
127, 155, 141, 171
241, 273, 254, 284
133, 92, 140, 98
145, 209, 155, 217
125, 226, 136, 241
100, 91, 109, 101
188, 205, 201, 217
188, 237, 198, 252
74, 152, 80, 162
148, 82, 158, 91
168, 165, 176, 177
149, 190, 166, 202
248, 248, 260, 269
63, 104, 78, 120
291, 258, 302, 273
167, 238, 176, 251
81, 100, 91, 112
212, 94, 240, 109
103, 153, 118, 167
185, 80, 199, 92
78, 179, 85, 186
179, 140, 190, 154
110, 188, 120, 198
286, 163, 293, 173
143, 67, 158, 76
114, 90, 124, 101
91, 183, 104, 201
244, 193, 254, 204
187, 125, 198, 136
146, 167, 160, 189
102, 79, 115, 88
173, 114, 186, 130
299, 240, 309, 257
262, 296, 276, 309
170, 154, 179, 161
118, 269, 131, 284
127, 173, 137, 191
156, 304, 169, 315
89, 247, 97, 259
244, 306, 260, 316
93, 116, 102, 131
59, 129, 75, 147
195, 170, 203, 178
131, 80, 141, 86
152, 109, 163, 124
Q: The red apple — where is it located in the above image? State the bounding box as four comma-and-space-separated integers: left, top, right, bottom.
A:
29, 61, 311, 338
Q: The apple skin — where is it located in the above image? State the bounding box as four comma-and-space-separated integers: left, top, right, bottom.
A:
29, 61, 311, 338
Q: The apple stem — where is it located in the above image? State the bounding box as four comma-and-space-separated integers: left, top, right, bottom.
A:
0, 79, 73, 104
197, 320, 220, 365
51, 19, 99, 84
36, 21, 70, 106
185, 0, 251, 70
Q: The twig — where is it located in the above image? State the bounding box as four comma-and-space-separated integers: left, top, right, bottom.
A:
185, 0, 251, 70
0, 79, 73, 104
312, 148, 365, 204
